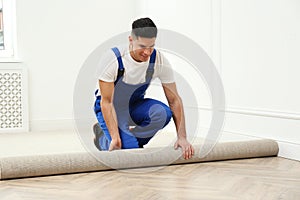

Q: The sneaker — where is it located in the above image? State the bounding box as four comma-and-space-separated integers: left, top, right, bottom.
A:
93, 123, 103, 151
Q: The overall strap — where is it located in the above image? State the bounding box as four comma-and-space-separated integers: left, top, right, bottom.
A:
145, 49, 156, 82
111, 47, 124, 84
95, 47, 125, 97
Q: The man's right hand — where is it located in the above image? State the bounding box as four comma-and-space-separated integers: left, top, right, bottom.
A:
109, 138, 122, 151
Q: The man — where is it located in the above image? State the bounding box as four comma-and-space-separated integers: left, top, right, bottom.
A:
94, 17, 194, 159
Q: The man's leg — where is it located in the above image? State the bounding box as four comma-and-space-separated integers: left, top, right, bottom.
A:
94, 96, 111, 150
95, 106, 140, 150
95, 110, 112, 151
116, 110, 140, 149
129, 98, 172, 147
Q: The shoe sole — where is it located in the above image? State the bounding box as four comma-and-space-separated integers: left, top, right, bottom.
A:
93, 123, 103, 151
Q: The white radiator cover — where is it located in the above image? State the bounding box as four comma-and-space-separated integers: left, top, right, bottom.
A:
0, 65, 28, 133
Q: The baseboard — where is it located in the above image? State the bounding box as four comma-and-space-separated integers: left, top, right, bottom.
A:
277, 141, 300, 161
221, 131, 300, 161
198, 107, 300, 161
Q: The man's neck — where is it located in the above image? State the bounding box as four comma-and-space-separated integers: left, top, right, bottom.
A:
129, 48, 142, 63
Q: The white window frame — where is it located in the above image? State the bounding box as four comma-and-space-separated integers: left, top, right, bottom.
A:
0, 0, 17, 60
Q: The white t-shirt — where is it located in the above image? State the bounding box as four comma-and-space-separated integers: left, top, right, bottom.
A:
96, 45, 174, 87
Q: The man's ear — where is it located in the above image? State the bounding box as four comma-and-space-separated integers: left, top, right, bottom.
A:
128, 36, 133, 43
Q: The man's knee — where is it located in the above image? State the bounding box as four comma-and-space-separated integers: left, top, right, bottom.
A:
149, 104, 172, 126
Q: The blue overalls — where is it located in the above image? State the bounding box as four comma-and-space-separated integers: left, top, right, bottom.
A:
94, 47, 173, 150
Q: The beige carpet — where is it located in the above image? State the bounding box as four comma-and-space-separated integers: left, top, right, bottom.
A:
0, 130, 279, 180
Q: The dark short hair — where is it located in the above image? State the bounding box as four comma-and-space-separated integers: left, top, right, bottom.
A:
131, 17, 157, 38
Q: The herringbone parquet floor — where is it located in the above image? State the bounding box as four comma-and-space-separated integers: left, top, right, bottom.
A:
0, 157, 299, 200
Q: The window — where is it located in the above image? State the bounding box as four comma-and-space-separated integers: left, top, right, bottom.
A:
0, 6, 3, 49
0, 0, 16, 59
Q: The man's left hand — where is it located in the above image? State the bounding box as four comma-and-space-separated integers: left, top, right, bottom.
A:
174, 138, 194, 160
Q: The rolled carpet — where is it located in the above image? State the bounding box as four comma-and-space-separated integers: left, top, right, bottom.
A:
0, 139, 278, 180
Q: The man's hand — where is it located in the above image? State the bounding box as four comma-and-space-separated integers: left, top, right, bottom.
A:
174, 138, 194, 159
109, 138, 122, 151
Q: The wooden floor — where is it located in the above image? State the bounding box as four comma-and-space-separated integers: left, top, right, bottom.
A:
0, 157, 299, 200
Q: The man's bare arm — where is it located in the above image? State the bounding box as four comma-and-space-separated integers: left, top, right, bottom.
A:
162, 82, 194, 159
99, 80, 121, 150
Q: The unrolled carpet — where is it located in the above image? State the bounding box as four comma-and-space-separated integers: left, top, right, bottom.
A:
0, 139, 278, 180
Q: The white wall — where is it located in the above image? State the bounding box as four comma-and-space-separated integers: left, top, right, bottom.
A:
13, 0, 300, 160
138, 0, 300, 160
136, 0, 215, 138
16, 0, 138, 131
220, 0, 300, 160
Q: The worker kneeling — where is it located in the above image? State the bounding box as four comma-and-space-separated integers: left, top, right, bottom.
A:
93, 17, 194, 160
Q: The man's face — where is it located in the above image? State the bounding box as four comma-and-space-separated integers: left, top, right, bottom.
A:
129, 36, 156, 62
